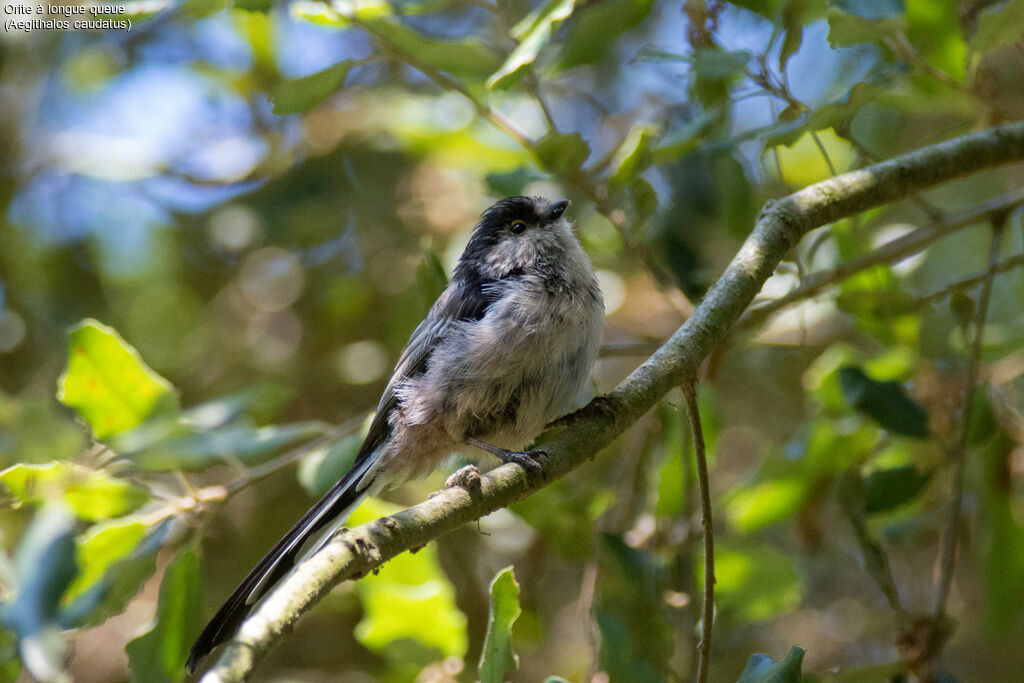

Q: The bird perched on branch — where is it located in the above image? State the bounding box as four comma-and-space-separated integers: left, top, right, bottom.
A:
186, 195, 604, 673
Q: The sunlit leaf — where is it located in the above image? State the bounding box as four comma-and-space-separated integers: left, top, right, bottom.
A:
126, 549, 203, 683
839, 366, 928, 438
349, 499, 467, 658
272, 61, 356, 114
556, 0, 655, 70
362, 19, 499, 79
0, 628, 20, 682
712, 544, 801, 622
57, 319, 178, 439
60, 519, 171, 629
737, 644, 805, 683
489, 0, 575, 90
479, 566, 521, 683
0, 462, 149, 521
727, 477, 807, 532
64, 519, 148, 603
610, 126, 656, 187
5, 508, 77, 639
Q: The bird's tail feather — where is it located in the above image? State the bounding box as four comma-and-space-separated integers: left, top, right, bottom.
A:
185, 458, 377, 674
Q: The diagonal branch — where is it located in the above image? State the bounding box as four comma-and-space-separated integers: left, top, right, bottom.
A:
201, 120, 1024, 682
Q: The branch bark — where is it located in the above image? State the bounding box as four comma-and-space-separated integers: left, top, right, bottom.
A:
201, 120, 1024, 682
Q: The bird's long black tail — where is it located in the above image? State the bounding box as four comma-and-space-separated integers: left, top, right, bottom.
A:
185, 461, 375, 674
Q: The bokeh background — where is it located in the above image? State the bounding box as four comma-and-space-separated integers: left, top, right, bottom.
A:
1, 0, 1024, 681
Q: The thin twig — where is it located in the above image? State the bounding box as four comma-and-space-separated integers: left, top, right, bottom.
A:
680, 381, 713, 683
741, 187, 1024, 329
914, 252, 1024, 310
930, 216, 1006, 652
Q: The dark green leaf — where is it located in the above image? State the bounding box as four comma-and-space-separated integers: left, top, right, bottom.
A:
126, 549, 203, 683
478, 566, 521, 683
692, 49, 750, 81
827, 10, 906, 47
556, 0, 655, 70
737, 645, 805, 683
5, 508, 77, 638
780, 0, 806, 69
863, 465, 931, 514
838, 366, 928, 438
631, 178, 658, 224
533, 132, 590, 175
272, 61, 355, 115
950, 291, 975, 328
234, 0, 272, 11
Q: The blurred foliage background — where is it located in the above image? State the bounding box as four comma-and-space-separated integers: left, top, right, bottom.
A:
1, 0, 1023, 681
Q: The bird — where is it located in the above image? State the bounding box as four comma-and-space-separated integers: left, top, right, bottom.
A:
186, 195, 604, 673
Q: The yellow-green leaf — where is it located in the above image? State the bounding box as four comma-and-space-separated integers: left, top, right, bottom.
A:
65, 519, 148, 602
488, 0, 575, 90
58, 319, 178, 439
479, 566, 521, 683
348, 498, 467, 658
271, 61, 356, 115
0, 462, 149, 521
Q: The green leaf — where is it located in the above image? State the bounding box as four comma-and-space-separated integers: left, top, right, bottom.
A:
713, 544, 802, 622
486, 167, 545, 197
297, 431, 363, 496
971, 0, 1024, 54
5, 508, 77, 638
726, 477, 807, 532
533, 131, 590, 175
348, 498, 467, 658
691, 48, 750, 81
113, 420, 324, 471
362, 19, 499, 79
488, 0, 575, 90
838, 366, 928, 438
60, 519, 170, 629
126, 549, 203, 683
950, 291, 975, 328
0, 462, 149, 521
737, 645, 805, 683
631, 178, 658, 224
827, 9, 906, 47
0, 392, 88, 466
234, 0, 272, 12
0, 628, 21, 683
779, 0, 806, 69
610, 126, 656, 187
64, 519, 148, 603
271, 61, 356, 114
556, 0, 655, 70
862, 465, 931, 514
57, 319, 178, 439
479, 566, 522, 683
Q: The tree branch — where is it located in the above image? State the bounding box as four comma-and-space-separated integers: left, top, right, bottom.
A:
201, 120, 1024, 682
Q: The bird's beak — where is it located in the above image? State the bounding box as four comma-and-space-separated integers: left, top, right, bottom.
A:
550, 199, 570, 220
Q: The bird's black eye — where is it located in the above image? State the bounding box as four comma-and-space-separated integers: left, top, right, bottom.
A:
510, 219, 527, 234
